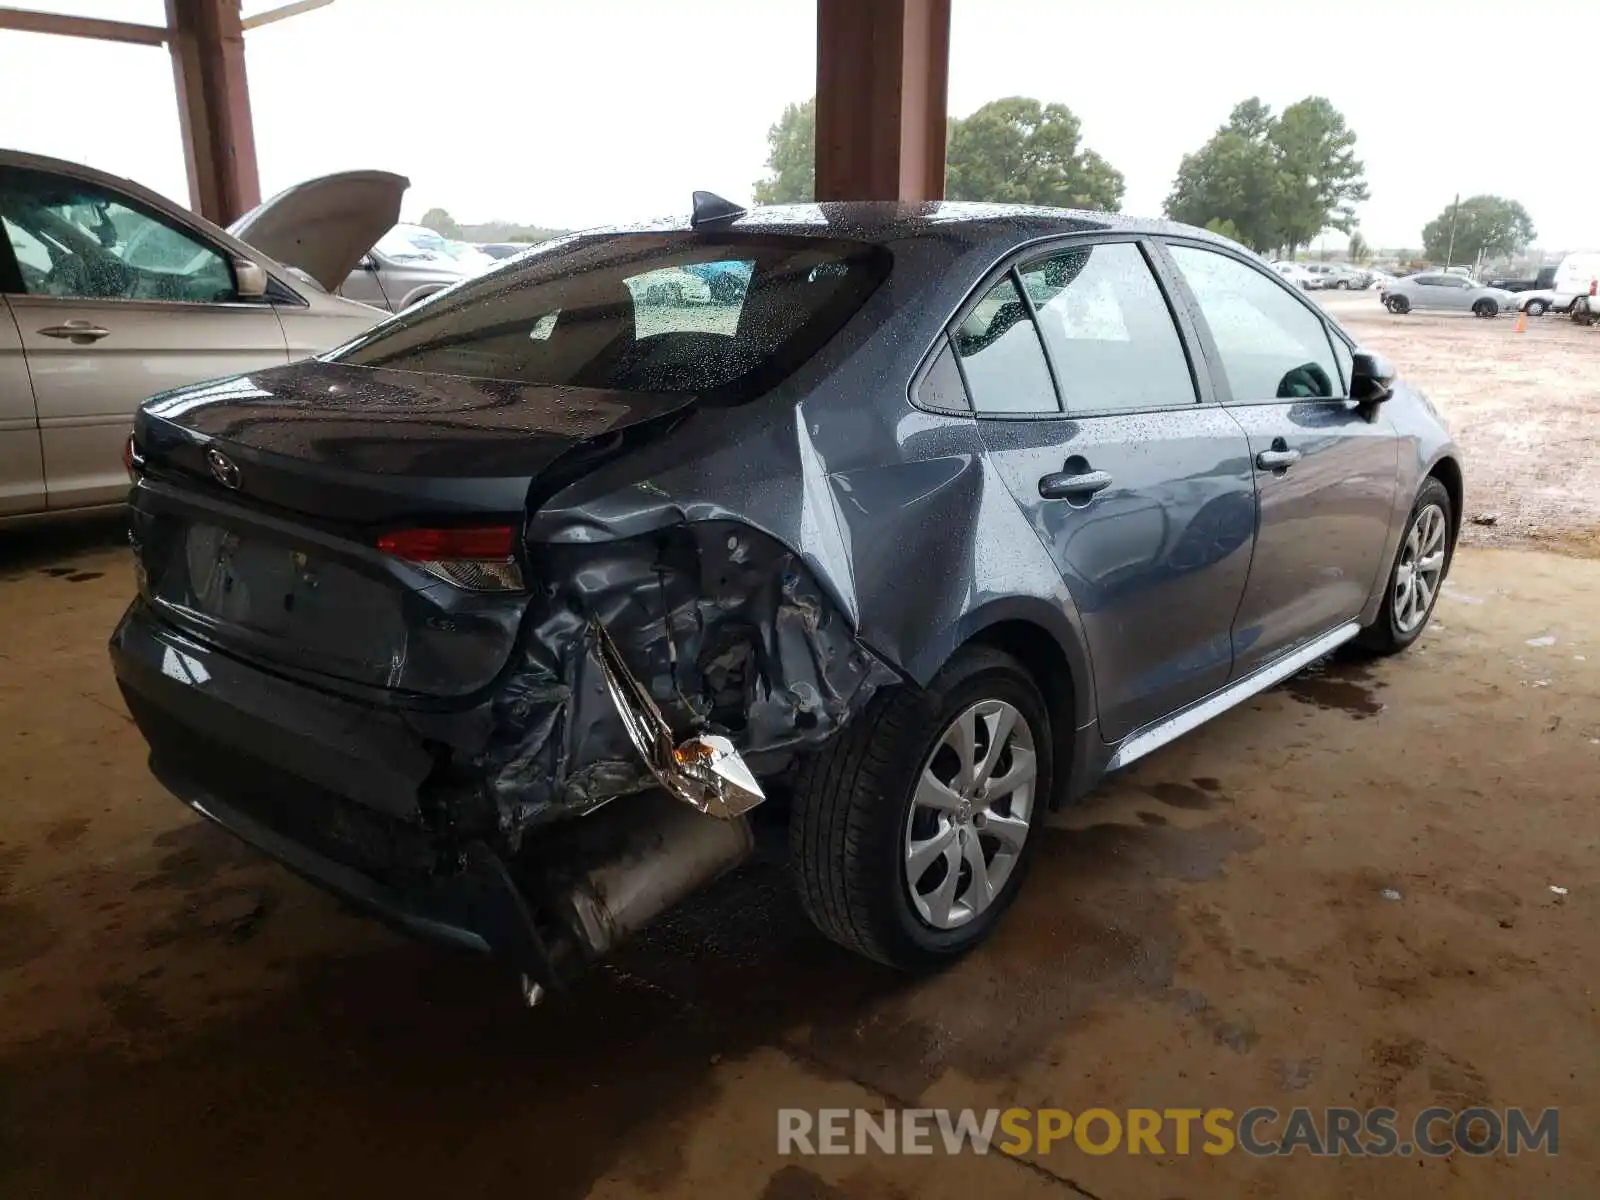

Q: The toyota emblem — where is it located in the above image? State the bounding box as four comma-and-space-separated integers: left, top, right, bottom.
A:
205, 447, 241, 490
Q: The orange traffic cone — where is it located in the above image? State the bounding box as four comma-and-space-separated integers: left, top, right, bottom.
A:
1515, 310, 1527, 333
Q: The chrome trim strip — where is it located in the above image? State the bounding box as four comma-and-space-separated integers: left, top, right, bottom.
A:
1106, 621, 1362, 771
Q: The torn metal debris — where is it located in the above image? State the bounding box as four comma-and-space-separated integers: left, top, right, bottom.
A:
593, 620, 765, 820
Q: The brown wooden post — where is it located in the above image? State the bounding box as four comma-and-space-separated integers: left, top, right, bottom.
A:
814, 0, 951, 203
166, 0, 260, 225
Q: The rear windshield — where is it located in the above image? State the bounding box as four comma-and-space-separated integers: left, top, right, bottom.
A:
327, 232, 890, 401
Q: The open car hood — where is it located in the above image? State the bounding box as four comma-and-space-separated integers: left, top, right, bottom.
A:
229, 170, 408, 291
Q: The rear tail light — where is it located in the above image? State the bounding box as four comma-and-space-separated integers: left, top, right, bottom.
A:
122, 432, 145, 481
1590, 280, 1597, 298
376, 525, 525, 592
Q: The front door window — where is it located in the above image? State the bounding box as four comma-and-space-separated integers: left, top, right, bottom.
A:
0, 170, 235, 304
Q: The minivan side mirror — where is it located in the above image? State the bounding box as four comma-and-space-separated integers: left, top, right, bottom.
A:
1350, 350, 1395, 405
233, 258, 268, 299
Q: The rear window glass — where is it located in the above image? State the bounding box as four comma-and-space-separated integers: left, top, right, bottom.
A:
328, 234, 889, 400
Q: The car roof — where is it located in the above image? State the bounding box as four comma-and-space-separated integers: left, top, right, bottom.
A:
562, 200, 1237, 257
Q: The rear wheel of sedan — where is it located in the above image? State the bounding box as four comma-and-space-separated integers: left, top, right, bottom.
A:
1387, 295, 1410, 314
1356, 477, 1453, 656
1472, 299, 1498, 318
789, 646, 1051, 970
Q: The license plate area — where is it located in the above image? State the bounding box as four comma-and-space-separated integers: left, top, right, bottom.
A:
154, 520, 410, 686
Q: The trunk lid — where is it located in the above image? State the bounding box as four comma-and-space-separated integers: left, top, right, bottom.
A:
134, 359, 695, 524
129, 361, 695, 699
228, 170, 408, 291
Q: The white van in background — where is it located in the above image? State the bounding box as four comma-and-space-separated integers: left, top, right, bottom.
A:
1552, 252, 1600, 324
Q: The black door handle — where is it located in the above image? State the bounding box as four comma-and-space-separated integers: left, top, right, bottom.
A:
1039, 469, 1113, 500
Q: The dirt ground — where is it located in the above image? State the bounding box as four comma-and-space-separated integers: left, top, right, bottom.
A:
2, 305, 1598, 1198
1321, 290, 1600, 557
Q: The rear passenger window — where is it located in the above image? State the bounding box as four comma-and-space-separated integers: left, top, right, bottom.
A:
1018, 242, 1196, 413
917, 338, 970, 412
1168, 245, 1341, 401
952, 276, 1058, 414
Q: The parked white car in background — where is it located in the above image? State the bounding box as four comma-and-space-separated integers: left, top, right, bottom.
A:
1271, 261, 1316, 289
1517, 288, 1557, 316
1550, 252, 1600, 325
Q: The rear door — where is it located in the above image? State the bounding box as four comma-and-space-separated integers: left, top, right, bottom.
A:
1161, 241, 1397, 678
957, 237, 1256, 741
0, 166, 289, 510
0, 295, 44, 517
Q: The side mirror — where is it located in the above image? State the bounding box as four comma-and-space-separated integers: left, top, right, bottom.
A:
1350, 350, 1395, 405
357, 254, 378, 272
233, 258, 268, 298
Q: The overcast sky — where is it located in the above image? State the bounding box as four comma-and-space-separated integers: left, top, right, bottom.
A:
3, 0, 1596, 251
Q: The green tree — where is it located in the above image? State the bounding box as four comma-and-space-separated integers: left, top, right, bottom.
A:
1165, 100, 1282, 252
1346, 230, 1370, 263
419, 207, 462, 239
1204, 217, 1243, 242
1269, 97, 1368, 255
752, 99, 815, 205
945, 97, 1123, 210
1421, 195, 1536, 267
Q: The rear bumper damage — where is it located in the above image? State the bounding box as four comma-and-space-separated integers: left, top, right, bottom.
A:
112, 518, 897, 996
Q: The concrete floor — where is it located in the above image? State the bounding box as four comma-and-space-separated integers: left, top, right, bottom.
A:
2, 520, 1597, 1198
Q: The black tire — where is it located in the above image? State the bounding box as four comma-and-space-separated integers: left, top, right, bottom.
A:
1573, 298, 1596, 327
1473, 299, 1498, 318
1355, 477, 1454, 656
789, 645, 1053, 970
1526, 299, 1549, 316
1335, 280, 1350, 290
1387, 295, 1410, 314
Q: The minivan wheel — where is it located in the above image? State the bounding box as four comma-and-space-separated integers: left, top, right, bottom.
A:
1387, 295, 1410, 314
789, 645, 1052, 969
1355, 477, 1453, 656
1574, 298, 1597, 327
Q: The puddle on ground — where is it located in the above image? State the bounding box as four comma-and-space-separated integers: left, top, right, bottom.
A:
1141, 781, 1226, 810
1284, 659, 1385, 718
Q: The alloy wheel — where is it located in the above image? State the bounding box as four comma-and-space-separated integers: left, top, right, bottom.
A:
1393, 503, 1447, 634
903, 699, 1037, 930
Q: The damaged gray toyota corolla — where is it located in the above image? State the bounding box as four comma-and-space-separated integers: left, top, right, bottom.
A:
110, 198, 1462, 999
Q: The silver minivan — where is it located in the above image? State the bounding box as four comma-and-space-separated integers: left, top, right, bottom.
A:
1, 151, 403, 524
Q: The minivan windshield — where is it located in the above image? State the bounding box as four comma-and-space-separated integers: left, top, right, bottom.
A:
326, 232, 890, 400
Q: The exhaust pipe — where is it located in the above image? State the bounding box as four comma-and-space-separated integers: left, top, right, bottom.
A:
553, 790, 755, 960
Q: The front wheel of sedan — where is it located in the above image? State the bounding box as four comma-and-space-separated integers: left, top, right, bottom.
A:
1355, 477, 1454, 656
1387, 295, 1410, 314
789, 646, 1052, 970
1526, 299, 1549, 316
